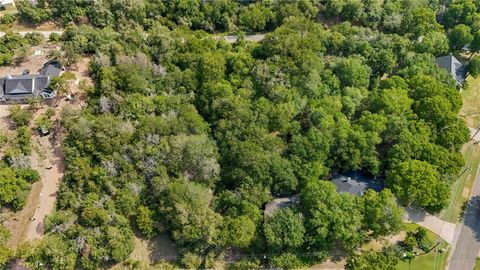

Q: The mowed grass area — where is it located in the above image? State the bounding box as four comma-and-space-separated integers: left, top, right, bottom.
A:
396, 224, 449, 270
474, 258, 480, 270
440, 141, 480, 222
460, 76, 480, 129
439, 76, 480, 223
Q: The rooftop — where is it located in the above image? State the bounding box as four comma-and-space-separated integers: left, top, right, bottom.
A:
435, 55, 466, 87
332, 171, 383, 196
0, 61, 62, 100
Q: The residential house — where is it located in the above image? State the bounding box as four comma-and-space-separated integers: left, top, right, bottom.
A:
332, 171, 384, 196
0, 60, 63, 102
435, 55, 467, 88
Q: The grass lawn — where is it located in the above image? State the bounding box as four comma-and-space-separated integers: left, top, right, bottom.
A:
440, 141, 480, 222
396, 224, 449, 270
460, 76, 480, 129
439, 75, 480, 222
474, 258, 480, 270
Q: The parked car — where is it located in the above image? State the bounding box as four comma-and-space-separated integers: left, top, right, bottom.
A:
39, 125, 49, 136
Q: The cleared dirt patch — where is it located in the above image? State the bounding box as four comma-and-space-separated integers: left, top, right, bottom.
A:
0, 54, 91, 244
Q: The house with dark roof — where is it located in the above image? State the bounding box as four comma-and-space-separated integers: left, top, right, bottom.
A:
332, 171, 384, 196
0, 61, 63, 102
435, 55, 466, 87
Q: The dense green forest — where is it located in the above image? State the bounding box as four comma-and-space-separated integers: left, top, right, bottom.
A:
1, 0, 479, 269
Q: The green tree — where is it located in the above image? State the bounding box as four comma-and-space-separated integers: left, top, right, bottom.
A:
238, 3, 274, 31
387, 159, 449, 213
444, 0, 477, 28
16, 0, 52, 24
263, 208, 305, 251
402, 7, 441, 37
220, 215, 256, 249
346, 248, 399, 270
25, 235, 77, 270
159, 181, 222, 250
270, 252, 303, 269
416, 31, 449, 56
0, 166, 29, 210
333, 57, 372, 88
0, 225, 12, 268
9, 105, 32, 127
136, 205, 155, 238
301, 180, 364, 251
362, 189, 403, 237
448, 24, 474, 51
469, 56, 480, 78
50, 72, 77, 96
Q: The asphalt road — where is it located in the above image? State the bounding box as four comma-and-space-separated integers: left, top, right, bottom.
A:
223, 34, 265, 43
1, 31, 264, 44
448, 166, 480, 270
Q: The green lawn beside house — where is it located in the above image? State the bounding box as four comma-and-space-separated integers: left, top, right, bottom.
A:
440, 75, 480, 223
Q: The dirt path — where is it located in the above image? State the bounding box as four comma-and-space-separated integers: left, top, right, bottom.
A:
0, 55, 89, 243
24, 57, 89, 240
25, 124, 63, 241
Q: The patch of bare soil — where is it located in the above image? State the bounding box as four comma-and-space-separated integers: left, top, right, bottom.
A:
0, 47, 52, 77
25, 121, 64, 241
11, 21, 63, 31
109, 233, 179, 269
25, 57, 91, 241
309, 259, 346, 270
0, 55, 91, 244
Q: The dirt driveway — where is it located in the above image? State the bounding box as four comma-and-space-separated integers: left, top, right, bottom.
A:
25, 122, 64, 241
0, 55, 90, 243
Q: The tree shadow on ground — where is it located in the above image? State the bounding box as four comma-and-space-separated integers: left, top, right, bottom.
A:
404, 207, 427, 223
463, 195, 480, 241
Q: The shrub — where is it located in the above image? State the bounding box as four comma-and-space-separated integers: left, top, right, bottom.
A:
16, 168, 40, 183
9, 105, 32, 127
0, 14, 16, 25
49, 32, 61, 42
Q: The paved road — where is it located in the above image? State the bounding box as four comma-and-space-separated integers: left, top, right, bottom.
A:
223, 34, 265, 43
1, 31, 264, 44
0, 30, 63, 38
404, 207, 457, 245
448, 166, 480, 270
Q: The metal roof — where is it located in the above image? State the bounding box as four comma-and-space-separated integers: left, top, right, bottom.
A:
435, 55, 466, 86
40, 61, 63, 77
0, 61, 61, 100
5, 77, 33, 94
332, 171, 384, 196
